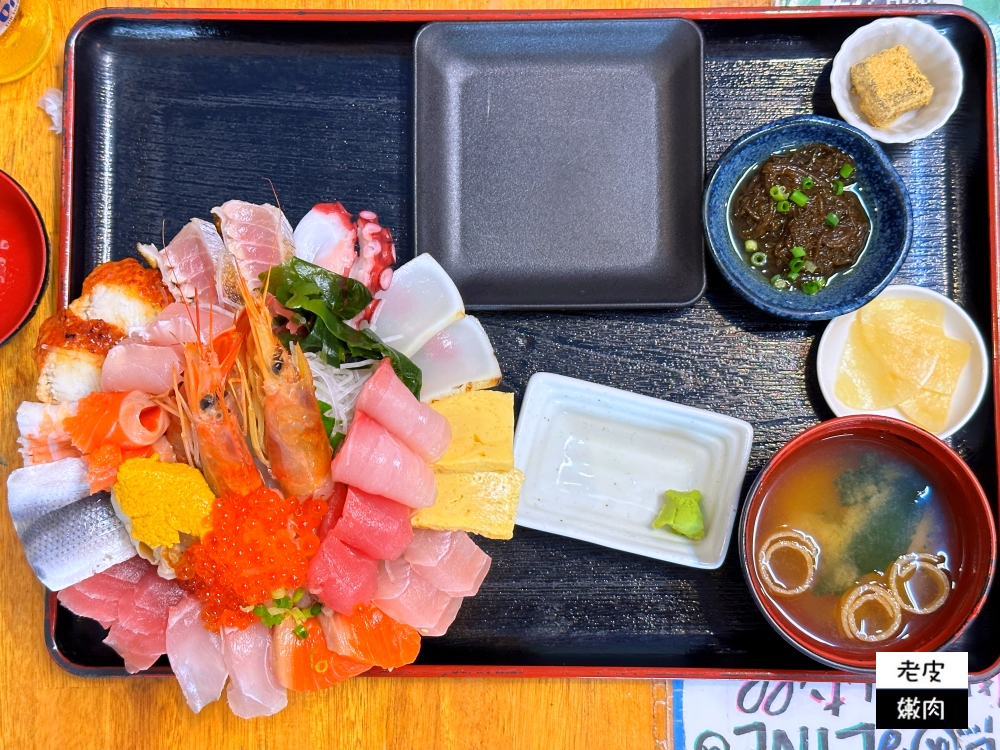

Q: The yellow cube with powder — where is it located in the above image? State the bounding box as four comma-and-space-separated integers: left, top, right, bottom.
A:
850, 45, 933, 128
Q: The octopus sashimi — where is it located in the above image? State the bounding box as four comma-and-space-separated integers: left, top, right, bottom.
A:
222, 622, 288, 718
306, 534, 379, 615
331, 413, 437, 508
403, 530, 492, 597
411, 316, 502, 402
16, 401, 80, 466
356, 358, 452, 463
139, 218, 227, 306
167, 596, 229, 713
372, 557, 463, 636
56, 555, 148, 628
319, 602, 421, 670
101, 342, 183, 395
331, 486, 413, 561
293, 203, 358, 276
350, 211, 397, 323
212, 200, 295, 290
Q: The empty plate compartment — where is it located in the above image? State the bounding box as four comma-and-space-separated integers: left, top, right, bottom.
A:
415, 20, 706, 310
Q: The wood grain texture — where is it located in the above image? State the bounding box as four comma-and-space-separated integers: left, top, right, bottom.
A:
0, 2, 764, 748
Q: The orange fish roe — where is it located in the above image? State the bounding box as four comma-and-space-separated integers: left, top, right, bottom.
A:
175, 485, 327, 631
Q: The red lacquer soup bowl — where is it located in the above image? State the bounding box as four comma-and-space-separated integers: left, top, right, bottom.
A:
0, 170, 48, 346
740, 415, 996, 672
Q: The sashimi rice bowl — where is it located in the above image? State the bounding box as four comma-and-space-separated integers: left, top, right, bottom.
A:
8, 200, 523, 716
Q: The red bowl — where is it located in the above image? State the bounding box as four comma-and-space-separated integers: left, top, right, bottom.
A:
740, 415, 996, 672
0, 170, 48, 346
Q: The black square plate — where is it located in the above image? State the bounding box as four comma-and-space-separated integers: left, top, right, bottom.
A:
414, 20, 706, 310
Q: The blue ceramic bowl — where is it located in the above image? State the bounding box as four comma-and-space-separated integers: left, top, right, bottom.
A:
703, 115, 912, 320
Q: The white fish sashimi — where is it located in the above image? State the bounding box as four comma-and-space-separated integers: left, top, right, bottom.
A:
138, 302, 236, 350
213, 201, 295, 291
7, 457, 90, 534
293, 203, 357, 276
139, 218, 227, 305
20, 492, 137, 591
222, 622, 287, 719
101, 342, 183, 395
412, 316, 502, 402
368, 254, 464, 357
167, 596, 229, 713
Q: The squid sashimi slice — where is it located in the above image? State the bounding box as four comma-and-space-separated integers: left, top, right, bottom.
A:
271, 617, 369, 692
19, 493, 137, 591
57, 556, 147, 628
331, 487, 413, 561
16, 401, 80, 466
137, 302, 236, 351
372, 557, 463, 636
6, 457, 91, 534
403, 530, 492, 597
356, 358, 452, 463
331, 414, 437, 509
320, 602, 421, 670
367, 254, 464, 357
101, 342, 183, 395
212, 200, 295, 291
307, 535, 379, 615
222, 622, 288, 719
105, 567, 185, 673
167, 596, 229, 713
64, 391, 169, 453
293, 203, 358, 276
412, 316, 502, 402
139, 218, 227, 306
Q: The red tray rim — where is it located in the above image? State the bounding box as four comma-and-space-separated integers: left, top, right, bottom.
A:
52, 4, 1000, 684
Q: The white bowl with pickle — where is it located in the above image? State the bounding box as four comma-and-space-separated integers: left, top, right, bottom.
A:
831, 18, 963, 144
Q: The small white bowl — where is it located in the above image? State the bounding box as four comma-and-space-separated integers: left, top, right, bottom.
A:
816, 285, 988, 438
831, 18, 963, 143
513, 373, 754, 569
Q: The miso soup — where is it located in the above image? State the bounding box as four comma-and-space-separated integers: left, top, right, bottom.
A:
752, 436, 958, 653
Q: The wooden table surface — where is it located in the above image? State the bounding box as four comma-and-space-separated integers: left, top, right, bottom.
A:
0, 1, 759, 747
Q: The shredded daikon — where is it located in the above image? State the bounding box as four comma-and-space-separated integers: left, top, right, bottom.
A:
306, 352, 374, 437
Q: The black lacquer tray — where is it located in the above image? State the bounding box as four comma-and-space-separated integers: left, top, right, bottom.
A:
51, 7, 999, 679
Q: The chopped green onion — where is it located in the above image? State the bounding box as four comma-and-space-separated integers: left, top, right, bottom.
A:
271, 588, 287, 600
274, 596, 291, 610
290, 607, 308, 622
744, 239, 758, 252
840, 163, 854, 178
802, 280, 821, 295
789, 190, 808, 207
787, 270, 800, 281
291, 588, 305, 604
769, 185, 788, 201
803, 260, 818, 273
750, 251, 767, 267
293, 624, 309, 640
253, 605, 267, 617
825, 212, 840, 227
833, 180, 844, 195
802, 177, 815, 190
771, 275, 790, 290
776, 200, 791, 213
789, 258, 805, 273
790, 246, 806, 258
308, 602, 323, 617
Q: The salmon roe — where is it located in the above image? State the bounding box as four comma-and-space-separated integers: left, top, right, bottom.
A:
175, 485, 327, 631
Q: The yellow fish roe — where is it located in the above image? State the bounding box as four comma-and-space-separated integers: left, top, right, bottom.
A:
113, 457, 215, 548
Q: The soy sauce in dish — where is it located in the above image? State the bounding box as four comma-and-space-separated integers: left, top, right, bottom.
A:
731, 143, 871, 294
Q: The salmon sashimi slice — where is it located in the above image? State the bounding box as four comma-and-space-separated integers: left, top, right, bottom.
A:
292, 203, 358, 277
139, 218, 227, 306
372, 557, 463, 636
331, 414, 437, 509
306, 535, 378, 615
331, 486, 413, 561
355, 358, 452, 463
271, 617, 369, 692
402, 529, 492, 597
166, 596, 229, 713
65, 391, 169, 454
16, 401, 80, 466
213, 200, 295, 290
222, 622, 288, 718
56, 556, 147, 627
320, 602, 420, 670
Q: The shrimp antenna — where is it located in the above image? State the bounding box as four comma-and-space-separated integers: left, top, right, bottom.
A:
161, 219, 166, 249
264, 177, 282, 214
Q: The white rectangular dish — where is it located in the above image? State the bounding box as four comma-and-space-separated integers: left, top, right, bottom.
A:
513, 373, 754, 569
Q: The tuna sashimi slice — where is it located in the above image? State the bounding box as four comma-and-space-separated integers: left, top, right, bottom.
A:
372, 557, 462, 636
356, 359, 452, 463
332, 487, 413, 561
331, 414, 437, 509
57, 586, 119, 628
293, 203, 357, 277
320, 602, 421, 669
101, 342, 183, 395
104, 568, 184, 673
307, 535, 378, 615
222, 622, 288, 718
167, 596, 228, 713
403, 530, 492, 597
56, 556, 147, 627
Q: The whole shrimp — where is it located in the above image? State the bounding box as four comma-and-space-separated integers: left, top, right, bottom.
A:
237, 275, 334, 500
180, 326, 264, 498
